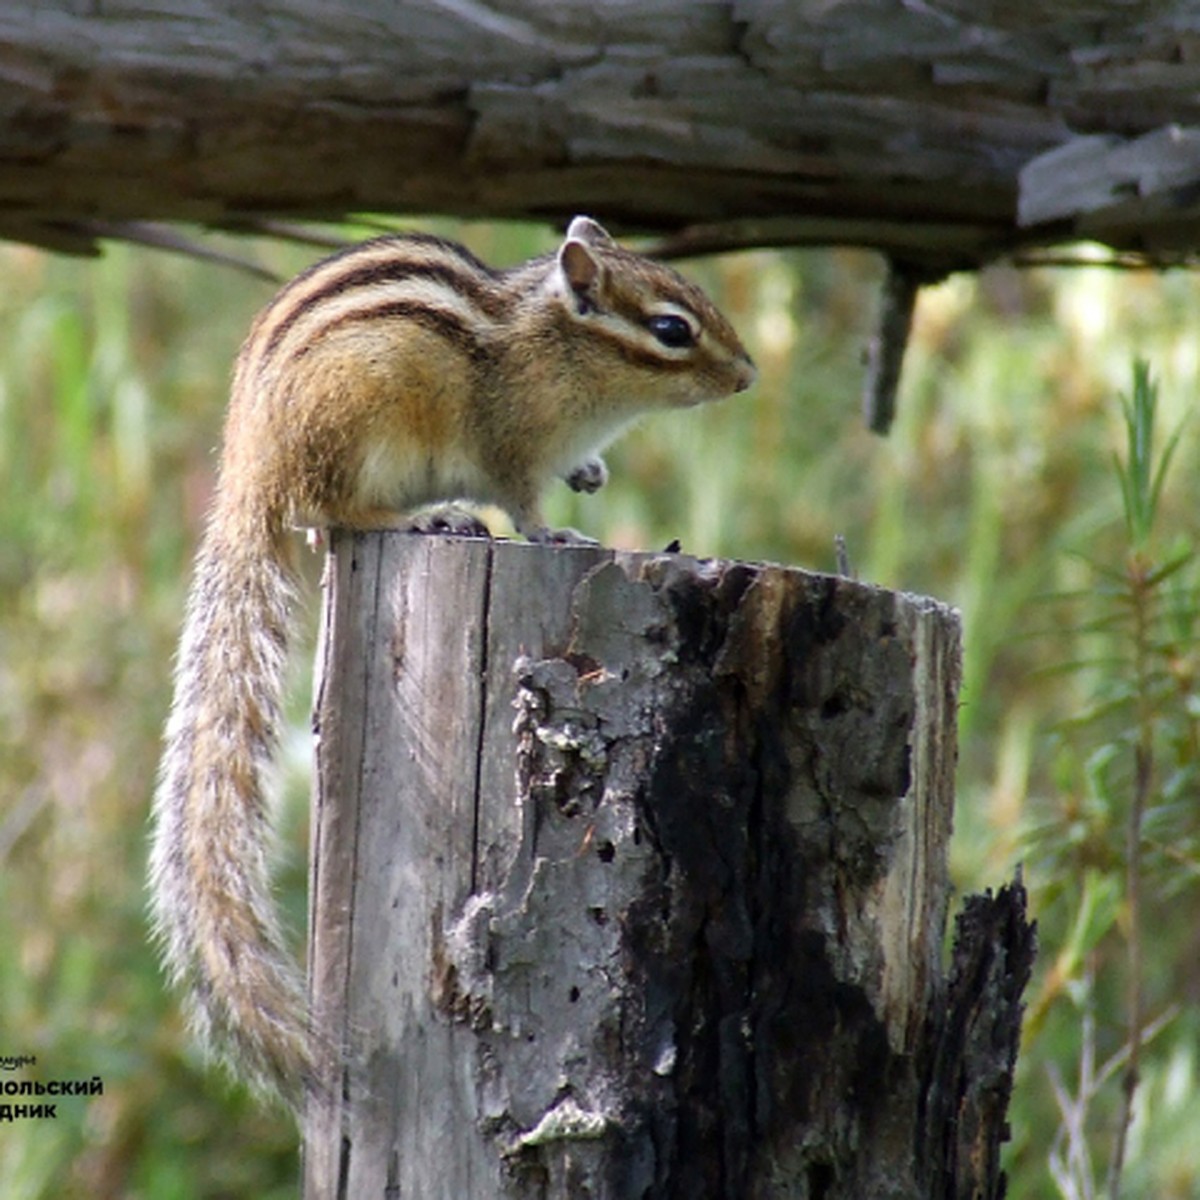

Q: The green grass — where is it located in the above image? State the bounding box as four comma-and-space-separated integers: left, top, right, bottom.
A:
1, 226, 1198, 1196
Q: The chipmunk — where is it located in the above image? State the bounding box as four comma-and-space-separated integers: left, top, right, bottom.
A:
148, 216, 756, 1112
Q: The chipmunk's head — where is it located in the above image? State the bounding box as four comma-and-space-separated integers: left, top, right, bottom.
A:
550, 216, 756, 410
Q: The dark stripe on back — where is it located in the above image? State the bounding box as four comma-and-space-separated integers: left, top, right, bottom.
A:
255, 235, 505, 366
281, 299, 489, 367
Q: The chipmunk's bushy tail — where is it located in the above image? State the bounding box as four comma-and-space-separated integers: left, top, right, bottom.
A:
149, 498, 312, 1110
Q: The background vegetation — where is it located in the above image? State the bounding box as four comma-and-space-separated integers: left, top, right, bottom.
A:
0, 221, 1197, 1197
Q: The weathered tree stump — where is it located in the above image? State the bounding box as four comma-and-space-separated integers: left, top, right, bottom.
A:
302, 531, 1033, 1199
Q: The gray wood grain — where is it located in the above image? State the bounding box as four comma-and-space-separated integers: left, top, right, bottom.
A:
0, 3, 1198, 265
304, 532, 1032, 1198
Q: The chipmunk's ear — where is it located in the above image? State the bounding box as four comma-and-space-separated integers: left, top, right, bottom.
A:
564, 215, 615, 248
556, 222, 609, 314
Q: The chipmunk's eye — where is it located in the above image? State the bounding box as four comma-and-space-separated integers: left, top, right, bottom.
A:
646, 313, 695, 349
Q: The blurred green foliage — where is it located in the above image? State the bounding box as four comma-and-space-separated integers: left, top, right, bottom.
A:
0, 223, 1198, 1197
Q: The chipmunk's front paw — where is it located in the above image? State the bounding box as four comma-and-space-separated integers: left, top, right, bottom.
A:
405, 505, 492, 538
524, 525, 601, 548
563, 456, 608, 494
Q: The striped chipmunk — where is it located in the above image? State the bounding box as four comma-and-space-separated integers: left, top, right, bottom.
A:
149, 216, 756, 1112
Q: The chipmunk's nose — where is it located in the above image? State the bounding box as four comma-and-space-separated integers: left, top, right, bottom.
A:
733, 353, 757, 393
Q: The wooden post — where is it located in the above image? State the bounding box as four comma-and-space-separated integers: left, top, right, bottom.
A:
302, 532, 1033, 1199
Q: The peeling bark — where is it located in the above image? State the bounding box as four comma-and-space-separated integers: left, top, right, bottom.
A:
303, 533, 1032, 1199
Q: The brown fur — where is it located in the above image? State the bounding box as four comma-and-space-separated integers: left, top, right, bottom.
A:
148, 217, 755, 1110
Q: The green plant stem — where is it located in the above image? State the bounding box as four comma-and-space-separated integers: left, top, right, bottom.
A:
1106, 558, 1152, 1200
